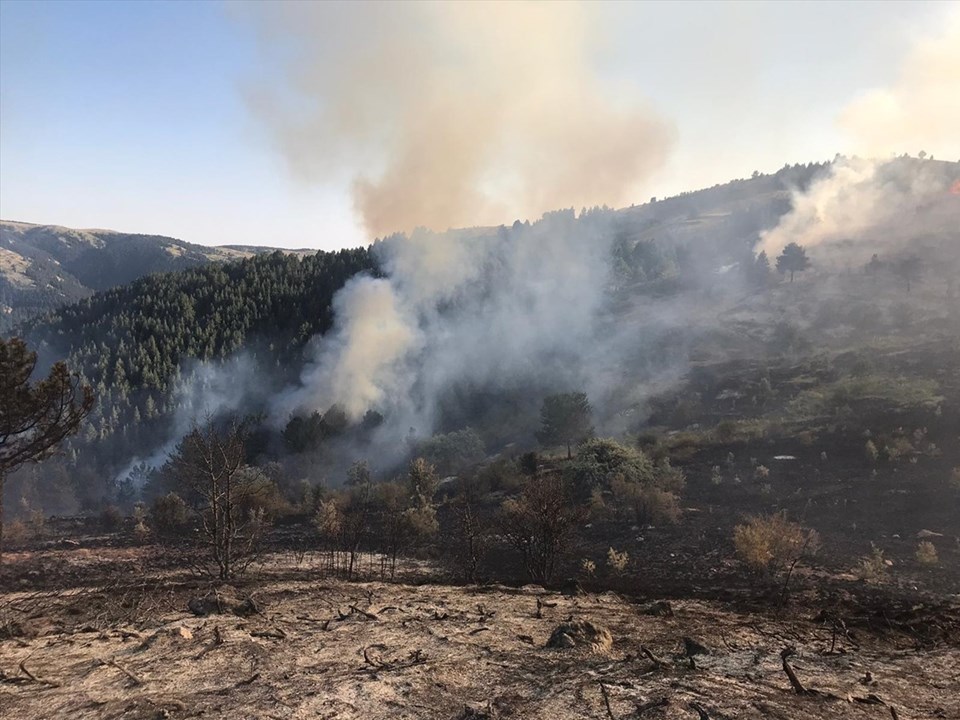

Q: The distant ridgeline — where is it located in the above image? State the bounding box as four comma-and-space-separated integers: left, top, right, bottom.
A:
0, 220, 312, 332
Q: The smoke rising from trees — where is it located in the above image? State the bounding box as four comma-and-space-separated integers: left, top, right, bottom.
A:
760, 11, 960, 263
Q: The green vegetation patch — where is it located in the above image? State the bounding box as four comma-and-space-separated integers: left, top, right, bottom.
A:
787, 373, 942, 420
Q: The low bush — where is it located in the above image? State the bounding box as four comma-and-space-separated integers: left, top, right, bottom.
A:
856, 543, 887, 582
606, 547, 629, 575
733, 513, 818, 578
150, 492, 191, 536
915, 541, 938, 566
99, 505, 124, 531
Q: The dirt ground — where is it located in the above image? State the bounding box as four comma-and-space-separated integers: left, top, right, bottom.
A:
1, 550, 957, 720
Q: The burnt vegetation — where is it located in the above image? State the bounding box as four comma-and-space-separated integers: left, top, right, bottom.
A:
2, 157, 959, 718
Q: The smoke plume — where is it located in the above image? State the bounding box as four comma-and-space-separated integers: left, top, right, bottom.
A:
273, 212, 613, 429
758, 156, 959, 261
838, 9, 960, 160
760, 10, 960, 262
244, 1, 674, 237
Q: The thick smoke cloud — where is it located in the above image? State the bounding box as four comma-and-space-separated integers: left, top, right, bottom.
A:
243, 1, 674, 237
272, 212, 629, 436
838, 9, 960, 160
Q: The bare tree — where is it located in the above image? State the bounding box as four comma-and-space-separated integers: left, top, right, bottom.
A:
894, 255, 922, 293
164, 419, 266, 580
1, 337, 93, 556
444, 489, 486, 583
375, 481, 409, 579
341, 461, 375, 579
500, 473, 583, 584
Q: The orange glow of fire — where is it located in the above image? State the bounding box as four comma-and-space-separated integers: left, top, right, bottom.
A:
951, 179, 960, 195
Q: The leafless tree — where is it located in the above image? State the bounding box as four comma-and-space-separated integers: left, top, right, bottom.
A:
500, 473, 583, 584
164, 419, 266, 580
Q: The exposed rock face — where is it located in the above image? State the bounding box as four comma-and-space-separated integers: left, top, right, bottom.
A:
545, 620, 612, 653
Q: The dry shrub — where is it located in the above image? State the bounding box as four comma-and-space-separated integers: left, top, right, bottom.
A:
856, 543, 887, 582
950, 467, 960, 492
710, 465, 723, 485
29, 510, 45, 538
99, 504, 123, 531
239, 475, 292, 521
5, 519, 28, 545
884, 437, 914, 462
588, 487, 607, 520
580, 558, 597, 577
609, 477, 680, 525
133, 520, 151, 544
638, 487, 681, 524
915, 541, 938, 566
733, 513, 819, 577
606, 547, 629, 575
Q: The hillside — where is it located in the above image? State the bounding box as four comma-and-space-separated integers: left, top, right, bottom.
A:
8, 158, 960, 511
0, 220, 312, 331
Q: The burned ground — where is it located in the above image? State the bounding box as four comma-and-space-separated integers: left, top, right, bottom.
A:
1, 549, 958, 720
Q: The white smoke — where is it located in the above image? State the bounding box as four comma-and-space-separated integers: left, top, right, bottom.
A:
838, 8, 960, 160
758, 156, 959, 261
269, 209, 678, 450
760, 10, 960, 263
116, 355, 266, 484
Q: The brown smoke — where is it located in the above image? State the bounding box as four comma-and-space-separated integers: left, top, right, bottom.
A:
242, 1, 674, 237
838, 8, 960, 159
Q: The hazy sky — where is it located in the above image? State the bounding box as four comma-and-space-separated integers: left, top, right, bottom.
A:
1, 0, 956, 250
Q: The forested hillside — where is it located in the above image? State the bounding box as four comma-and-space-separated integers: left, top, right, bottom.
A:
17, 247, 374, 495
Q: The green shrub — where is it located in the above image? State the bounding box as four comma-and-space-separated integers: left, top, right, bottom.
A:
416, 428, 486, 475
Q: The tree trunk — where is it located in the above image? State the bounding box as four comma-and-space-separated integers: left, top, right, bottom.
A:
0, 471, 5, 560
224, 476, 233, 580
790, 271, 795, 283
566, 441, 572, 460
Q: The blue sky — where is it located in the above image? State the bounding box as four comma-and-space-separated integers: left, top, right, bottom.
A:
1, 1, 955, 250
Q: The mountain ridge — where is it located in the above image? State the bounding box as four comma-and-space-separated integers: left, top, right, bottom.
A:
0, 220, 313, 331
